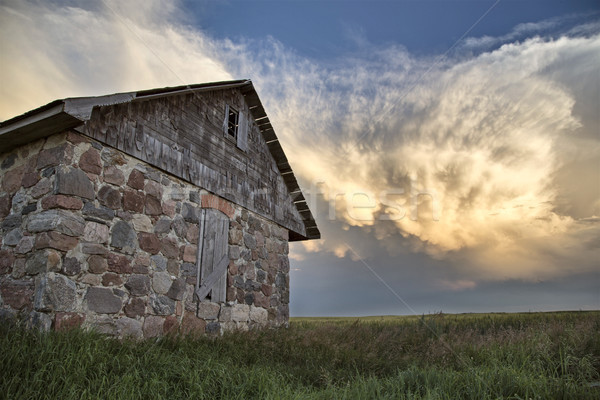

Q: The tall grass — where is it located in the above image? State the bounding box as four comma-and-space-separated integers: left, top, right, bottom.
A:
1, 311, 598, 399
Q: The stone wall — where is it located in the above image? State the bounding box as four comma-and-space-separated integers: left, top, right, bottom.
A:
0, 130, 290, 338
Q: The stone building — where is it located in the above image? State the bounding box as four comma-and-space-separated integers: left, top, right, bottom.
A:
0, 80, 319, 338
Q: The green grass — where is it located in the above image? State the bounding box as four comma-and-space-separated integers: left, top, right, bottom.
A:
1, 311, 599, 399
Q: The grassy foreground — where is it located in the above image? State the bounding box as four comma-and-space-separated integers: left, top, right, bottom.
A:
1, 311, 599, 399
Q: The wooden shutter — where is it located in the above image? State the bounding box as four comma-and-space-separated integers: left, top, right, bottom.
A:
236, 111, 248, 151
222, 104, 230, 137
195, 208, 230, 302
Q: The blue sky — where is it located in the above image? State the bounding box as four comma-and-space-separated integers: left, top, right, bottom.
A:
189, 0, 599, 56
1, 0, 599, 316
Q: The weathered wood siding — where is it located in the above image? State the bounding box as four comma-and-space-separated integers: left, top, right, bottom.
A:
83, 89, 306, 236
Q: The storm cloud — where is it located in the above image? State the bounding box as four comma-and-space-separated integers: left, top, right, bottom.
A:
1, 0, 598, 313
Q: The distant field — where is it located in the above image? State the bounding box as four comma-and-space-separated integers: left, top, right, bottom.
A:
2, 311, 599, 399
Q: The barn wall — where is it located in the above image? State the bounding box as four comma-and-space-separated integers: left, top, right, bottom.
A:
0, 131, 290, 337
83, 88, 307, 238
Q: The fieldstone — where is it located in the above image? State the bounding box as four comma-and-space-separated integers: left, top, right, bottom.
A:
125, 274, 151, 296
0, 280, 34, 310
85, 287, 122, 314
94, 315, 118, 335
182, 203, 199, 223
150, 294, 175, 315
231, 304, 250, 322
180, 263, 196, 277
42, 194, 83, 210
79, 148, 102, 175
181, 312, 206, 336
110, 220, 137, 254
21, 172, 40, 188
250, 306, 268, 323
0, 193, 11, 218
11, 259, 26, 279
154, 218, 171, 234
122, 190, 144, 213
26, 249, 61, 275
34, 273, 76, 312
102, 273, 122, 286
1, 153, 16, 170
244, 292, 254, 305
55, 168, 94, 199
144, 180, 162, 199
229, 246, 240, 260
35, 231, 78, 252
152, 271, 172, 294
41, 167, 55, 178
182, 245, 197, 263
162, 200, 176, 218
166, 278, 186, 301
124, 297, 146, 318
97, 185, 121, 210
145, 170, 160, 182
83, 221, 109, 243
80, 273, 101, 286
26, 311, 52, 331
253, 292, 269, 308
11, 191, 27, 213
82, 202, 115, 220
0, 250, 15, 274
107, 253, 132, 274
62, 257, 81, 276
233, 276, 244, 289
185, 225, 199, 244
132, 214, 153, 232
3, 228, 22, 246
22, 203, 37, 215
172, 217, 187, 238
2, 214, 22, 230
167, 260, 179, 276
143, 315, 165, 338
37, 144, 69, 169
150, 254, 167, 271
127, 169, 145, 190
229, 229, 243, 245
87, 255, 108, 274
27, 210, 85, 237
160, 237, 179, 259
103, 166, 125, 185
145, 196, 162, 215
163, 315, 179, 335
81, 243, 108, 255
31, 178, 52, 198
116, 317, 143, 339
275, 273, 287, 289
54, 312, 85, 331
205, 321, 221, 334
256, 269, 267, 283
138, 232, 160, 254
1, 165, 24, 193
15, 236, 35, 254
197, 301, 220, 320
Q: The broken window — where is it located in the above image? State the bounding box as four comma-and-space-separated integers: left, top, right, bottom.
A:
195, 208, 230, 303
227, 106, 239, 138
223, 104, 248, 152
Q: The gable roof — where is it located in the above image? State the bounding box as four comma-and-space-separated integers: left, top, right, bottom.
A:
0, 80, 319, 241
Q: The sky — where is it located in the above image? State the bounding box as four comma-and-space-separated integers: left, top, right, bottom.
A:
0, 0, 599, 316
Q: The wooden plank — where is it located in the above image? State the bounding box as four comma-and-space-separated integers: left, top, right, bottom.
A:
195, 208, 206, 291
195, 253, 228, 301
198, 209, 229, 302
236, 111, 248, 152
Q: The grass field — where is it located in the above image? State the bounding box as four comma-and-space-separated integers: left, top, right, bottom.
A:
1, 311, 599, 399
